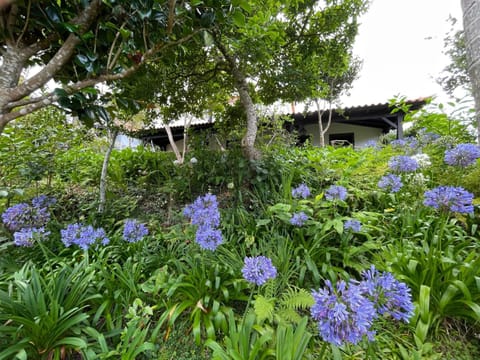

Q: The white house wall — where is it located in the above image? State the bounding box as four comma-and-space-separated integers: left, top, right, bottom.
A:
304, 123, 384, 148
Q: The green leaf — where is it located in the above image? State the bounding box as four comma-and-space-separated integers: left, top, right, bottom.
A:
418, 285, 430, 323
231, 9, 245, 27
256, 219, 271, 227
62, 22, 80, 33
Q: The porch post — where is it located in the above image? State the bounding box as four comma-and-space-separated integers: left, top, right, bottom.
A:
397, 113, 404, 139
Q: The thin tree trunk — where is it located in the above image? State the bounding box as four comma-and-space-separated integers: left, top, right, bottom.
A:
461, 0, 480, 144
164, 123, 183, 164
315, 99, 334, 148
98, 128, 119, 213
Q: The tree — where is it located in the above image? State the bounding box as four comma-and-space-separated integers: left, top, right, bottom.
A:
437, 17, 470, 97
461, 0, 480, 143
206, 0, 367, 159
0, 0, 203, 134
114, 44, 230, 163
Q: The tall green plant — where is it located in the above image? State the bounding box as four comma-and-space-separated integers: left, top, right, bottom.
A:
0, 261, 100, 359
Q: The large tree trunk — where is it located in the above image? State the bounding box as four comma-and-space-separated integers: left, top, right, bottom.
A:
462, 0, 480, 144
232, 67, 261, 161
213, 34, 261, 161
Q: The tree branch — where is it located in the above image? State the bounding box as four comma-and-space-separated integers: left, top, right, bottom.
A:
7, 0, 103, 103
167, 0, 176, 34
16, 0, 31, 46
2, 30, 201, 124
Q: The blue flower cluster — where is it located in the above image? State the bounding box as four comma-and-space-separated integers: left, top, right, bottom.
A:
390, 137, 418, 152
417, 128, 440, 145
423, 186, 474, 214
311, 280, 376, 346
61, 223, 110, 250
183, 193, 223, 251
13, 227, 50, 247
444, 143, 480, 167
292, 183, 311, 199
290, 211, 308, 227
311, 266, 414, 346
388, 155, 419, 173
1, 195, 55, 232
1, 195, 56, 246
344, 219, 362, 232
123, 219, 149, 243
242, 256, 277, 286
378, 174, 403, 193
325, 185, 347, 201
359, 266, 415, 322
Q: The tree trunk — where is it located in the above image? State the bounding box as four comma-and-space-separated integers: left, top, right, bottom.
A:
213, 34, 261, 161
164, 123, 183, 164
233, 67, 261, 160
315, 99, 334, 147
317, 107, 326, 148
461, 0, 480, 144
98, 128, 119, 213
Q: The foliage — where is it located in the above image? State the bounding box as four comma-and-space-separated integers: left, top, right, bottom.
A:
0, 261, 100, 359
0, 107, 87, 203
437, 17, 470, 98
2, 104, 480, 358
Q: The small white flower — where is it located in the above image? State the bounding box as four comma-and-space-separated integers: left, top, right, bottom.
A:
189, 157, 198, 164
410, 153, 431, 167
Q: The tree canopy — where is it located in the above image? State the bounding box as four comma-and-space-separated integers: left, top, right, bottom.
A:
1, 0, 367, 158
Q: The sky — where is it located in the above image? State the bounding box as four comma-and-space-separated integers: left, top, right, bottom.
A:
340, 0, 463, 107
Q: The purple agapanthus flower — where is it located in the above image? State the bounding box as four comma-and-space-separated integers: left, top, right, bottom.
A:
2, 195, 55, 232
391, 136, 418, 151
195, 225, 223, 251
423, 186, 474, 214
13, 227, 50, 247
378, 174, 403, 193
292, 183, 311, 199
418, 128, 440, 145
311, 280, 377, 346
388, 155, 419, 172
123, 219, 149, 243
183, 193, 220, 228
310, 268, 414, 346
31, 195, 57, 208
2, 203, 32, 231
184, 193, 223, 251
242, 256, 277, 286
290, 212, 308, 227
325, 185, 347, 201
444, 143, 480, 167
359, 266, 414, 322
61, 223, 110, 250
344, 219, 362, 232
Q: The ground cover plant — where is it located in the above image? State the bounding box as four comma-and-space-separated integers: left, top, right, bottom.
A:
1, 116, 480, 359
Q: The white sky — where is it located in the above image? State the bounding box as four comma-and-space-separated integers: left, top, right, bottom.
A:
340, 0, 463, 107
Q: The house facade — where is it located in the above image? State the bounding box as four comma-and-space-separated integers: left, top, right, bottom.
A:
290, 98, 428, 148
138, 98, 428, 150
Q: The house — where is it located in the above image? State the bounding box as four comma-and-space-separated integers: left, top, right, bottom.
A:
137, 98, 428, 150
290, 98, 428, 148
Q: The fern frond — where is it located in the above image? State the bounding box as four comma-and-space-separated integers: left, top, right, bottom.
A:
275, 308, 302, 325
279, 287, 314, 311
253, 295, 275, 323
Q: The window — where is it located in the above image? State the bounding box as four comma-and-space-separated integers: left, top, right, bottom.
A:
329, 132, 354, 147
